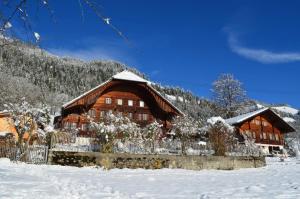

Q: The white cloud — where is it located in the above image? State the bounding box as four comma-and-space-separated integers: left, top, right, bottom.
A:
227, 31, 300, 64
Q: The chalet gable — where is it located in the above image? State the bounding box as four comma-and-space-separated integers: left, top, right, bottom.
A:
225, 108, 295, 133
62, 70, 183, 116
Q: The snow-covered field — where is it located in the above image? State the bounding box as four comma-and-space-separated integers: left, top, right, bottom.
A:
0, 158, 300, 199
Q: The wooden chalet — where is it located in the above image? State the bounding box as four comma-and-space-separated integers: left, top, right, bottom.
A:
226, 108, 295, 154
56, 70, 183, 136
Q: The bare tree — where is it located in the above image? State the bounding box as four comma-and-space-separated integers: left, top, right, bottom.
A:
171, 115, 198, 155
4, 98, 51, 159
206, 117, 235, 156
212, 73, 247, 117
0, 0, 128, 45
143, 121, 163, 153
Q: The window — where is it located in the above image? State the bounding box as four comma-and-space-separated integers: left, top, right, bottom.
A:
138, 113, 142, 120
81, 123, 87, 131
71, 122, 77, 129
117, 99, 123, 105
245, 131, 251, 138
142, 113, 148, 121
275, 134, 279, 141
128, 112, 133, 119
105, 98, 112, 104
128, 100, 133, 106
263, 121, 268, 127
255, 120, 261, 125
263, 132, 267, 139
139, 100, 145, 107
64, 122, 69, 129
100, 111, 105, 118
88, 109, 96, 118
252, 132, 256, 139
269, 133, 274, 140
260, 132, 263, 140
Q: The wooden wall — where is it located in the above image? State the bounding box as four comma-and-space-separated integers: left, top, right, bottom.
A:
60, 81, 180, 135
238, 115, 284, 146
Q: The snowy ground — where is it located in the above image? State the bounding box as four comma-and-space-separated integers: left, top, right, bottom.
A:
0, 158, 300, 199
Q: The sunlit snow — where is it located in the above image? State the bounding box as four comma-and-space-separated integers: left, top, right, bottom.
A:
0, 157, 299, 198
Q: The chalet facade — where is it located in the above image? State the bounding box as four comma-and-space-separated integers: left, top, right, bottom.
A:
56, 71, 183, 136
226, 108, 295, 154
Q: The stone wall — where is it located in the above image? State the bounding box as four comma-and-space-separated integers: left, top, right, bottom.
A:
48, 151, 266, 170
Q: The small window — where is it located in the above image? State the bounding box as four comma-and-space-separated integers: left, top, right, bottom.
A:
71, 122, 77, 129
260, 132, 263, 140
142, 113, 148, 121
263, 132, 267, 139
275, 134, 279, 141
64, 122, 69, 129
128, 112, 133, 119
269, 133, 273, 140
100, 111, 105, 118
255, 120, 261, 125
139, 100, 145, 107
88, 109, 96, 118
263, 121, 268, 126
138, 113, 142, 120
252, 132, 256, 139
105, 98, 112, 104
81, 123, 87, 131
117, 99, 123, 105
128, 100, 133, 106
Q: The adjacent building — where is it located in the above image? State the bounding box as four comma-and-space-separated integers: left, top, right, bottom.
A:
226, 108, 295, 154
56, 70, 183, 136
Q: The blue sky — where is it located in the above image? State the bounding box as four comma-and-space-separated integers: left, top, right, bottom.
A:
9, 0, 300, 108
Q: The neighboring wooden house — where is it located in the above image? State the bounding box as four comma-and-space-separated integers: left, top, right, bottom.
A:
226, 108, 295, 154
0, 111, 38, 145
0, 112, 16, 143
56, 70, 183, 136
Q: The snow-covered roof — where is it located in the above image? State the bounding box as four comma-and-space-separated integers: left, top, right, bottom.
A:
225, 108, 269, 125
112, 70, 148, 83
0, 132, 12, 137
0, 111, 9, 116
62, 70, 183, 115
62, 79, 111, 108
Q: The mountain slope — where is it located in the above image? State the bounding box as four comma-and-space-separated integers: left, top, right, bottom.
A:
0, 38, 219, 120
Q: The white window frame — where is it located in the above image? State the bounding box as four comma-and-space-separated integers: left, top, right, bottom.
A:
81, 123, 87, 131
139, 100, 145, 107
128, 100, 133, 106
263, 132, 267, 140
88, 109, 96, 118
117, 99, 123, 105
100, 111, 105, 118
138, 113, 142, 120
105, 98, 112, 104
142, 113, 148, 121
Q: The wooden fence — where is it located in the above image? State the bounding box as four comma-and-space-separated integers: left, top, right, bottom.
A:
0, 145, 48, 164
